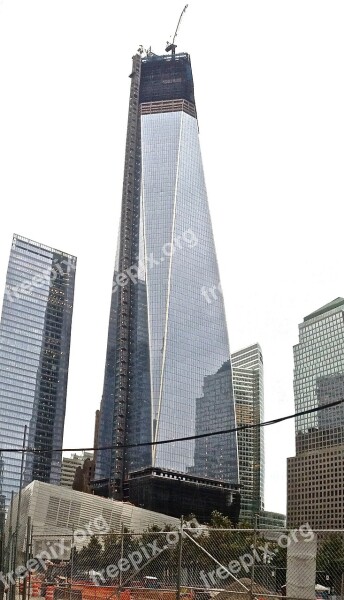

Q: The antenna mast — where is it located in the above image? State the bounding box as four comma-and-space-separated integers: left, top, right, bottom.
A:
165, 4, 188, 56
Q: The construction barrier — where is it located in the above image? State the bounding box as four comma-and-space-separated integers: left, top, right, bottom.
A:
130, 591, 176, 600
46, 586, 55, 600
72, 585, 113, 600
70, 585, 170, 600
8, 525, 344, 600
54, 589, 82, 600
31, 581, 40, 598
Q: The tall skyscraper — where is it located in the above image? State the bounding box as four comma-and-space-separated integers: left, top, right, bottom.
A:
231, 344, 264, 523
287, 298, 344, 528
0, 234, 76, 509
96, 51, 238, 503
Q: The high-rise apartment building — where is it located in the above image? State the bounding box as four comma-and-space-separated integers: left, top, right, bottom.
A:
231, 344, 264, 523
287, 298, 344, 528
0, 235, 76, 509
96, 51, 238, 504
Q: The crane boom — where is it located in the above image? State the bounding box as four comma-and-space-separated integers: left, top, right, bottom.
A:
165, 4, 188, 55
173, 4, 188, 44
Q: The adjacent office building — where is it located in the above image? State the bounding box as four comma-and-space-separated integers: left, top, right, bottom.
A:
232, 344, 265, 523
258, 511, 286, 529
287, 298, 344, 528
95, 50, 239, 514
192, 361, 238, 482
60, 452, 94, 488
0, 235, 76, 509
73, 455, 96, 494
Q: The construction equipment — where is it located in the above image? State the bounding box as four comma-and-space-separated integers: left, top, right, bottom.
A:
165, 5, 188, 55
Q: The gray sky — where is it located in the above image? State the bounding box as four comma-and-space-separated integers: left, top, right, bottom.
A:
0, 1, 343, 515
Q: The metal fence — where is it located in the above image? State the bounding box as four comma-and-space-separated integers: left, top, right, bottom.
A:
2, 522, 344, 600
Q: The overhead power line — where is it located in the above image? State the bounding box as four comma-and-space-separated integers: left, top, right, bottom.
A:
0, 397, 343, 455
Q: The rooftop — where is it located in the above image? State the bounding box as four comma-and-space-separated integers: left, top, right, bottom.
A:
304, 297, 344, 322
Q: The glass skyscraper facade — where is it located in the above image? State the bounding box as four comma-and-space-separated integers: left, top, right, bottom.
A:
293, 297, 344, 452
0, 235, 76, 509
96, 52, 238, 498
0, 453, 5, 538
192, 361, 238, 482
231, 344, 264, 523
287, 298, 344, 528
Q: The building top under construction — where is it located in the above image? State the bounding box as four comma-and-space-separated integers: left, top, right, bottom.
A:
139, 52, 195, 106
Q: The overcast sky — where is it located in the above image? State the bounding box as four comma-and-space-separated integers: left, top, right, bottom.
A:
0, 1, 343, 516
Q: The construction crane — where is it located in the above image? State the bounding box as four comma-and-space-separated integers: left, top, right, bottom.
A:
165, 4, 188, 56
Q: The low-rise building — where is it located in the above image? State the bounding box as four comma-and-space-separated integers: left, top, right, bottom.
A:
6, 481, 179, 564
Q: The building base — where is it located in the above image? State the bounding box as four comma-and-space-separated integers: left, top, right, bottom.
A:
122, 467, 240, 525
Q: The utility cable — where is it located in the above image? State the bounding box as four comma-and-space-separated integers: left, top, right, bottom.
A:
0, 397, 343, 455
